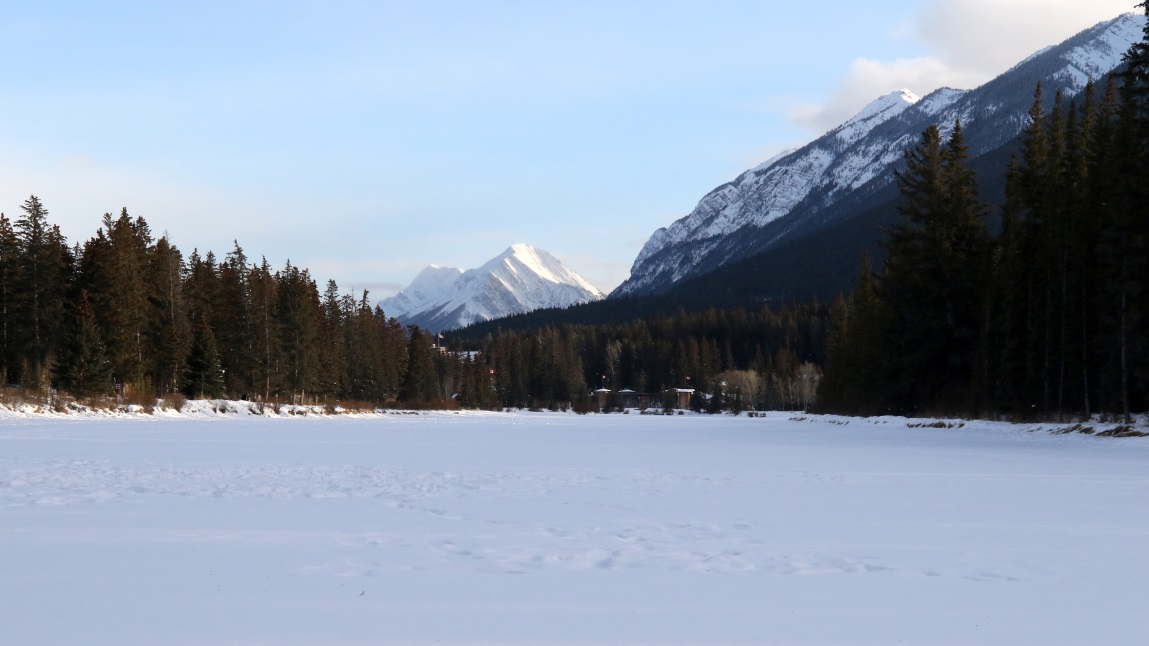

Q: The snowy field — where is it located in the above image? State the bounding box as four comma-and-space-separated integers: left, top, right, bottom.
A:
1, 410, 1146, 645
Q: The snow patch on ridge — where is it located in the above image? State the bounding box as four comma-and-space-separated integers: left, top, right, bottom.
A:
916, 88, 967, 117
833, 88, 920, 146
1060, 12, 1144, 84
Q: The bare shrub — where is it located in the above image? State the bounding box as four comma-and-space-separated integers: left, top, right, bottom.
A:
158, 393, 187, 412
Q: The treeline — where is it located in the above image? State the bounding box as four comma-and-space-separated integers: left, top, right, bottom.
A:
466, 304, 829, 411
822, 13, 1149, 422
0, 198, 831, 410
0, 201, 446, 404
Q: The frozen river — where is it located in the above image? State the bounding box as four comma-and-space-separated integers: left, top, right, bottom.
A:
1, 410, 1146, 644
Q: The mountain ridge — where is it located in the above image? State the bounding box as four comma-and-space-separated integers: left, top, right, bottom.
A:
613, 12, 1145, 299
380, 244, 604, 331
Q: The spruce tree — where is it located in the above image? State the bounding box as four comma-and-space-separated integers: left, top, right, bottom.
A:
14, 196, 72, 389
55, 291, 114, 398
319, 279, 348, 400
399, 326, 440, 404
75, 210, 153, 393
1116, 0, 1149, 418
247, 257, 281, 401
882, 121, 989, 413
0, 215, 19, 385
216, 242, 253, 395
145, 236, 190, 395
821, 255, 889, 413
183, 320, 225, 400
276, 261, 322, 403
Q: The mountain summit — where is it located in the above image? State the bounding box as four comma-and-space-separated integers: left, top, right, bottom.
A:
380, 244, 604, 331
613, 12, 1146, 299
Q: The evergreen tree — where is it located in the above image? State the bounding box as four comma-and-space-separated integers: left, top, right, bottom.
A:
183, 320, 225, 399
1106, 0, 1149, 420
145, 236, 190, 395
216, 242, 253, 395
346, 292, 381, 401
13, 196, 72, 389
399, 326, 440, 403
247, 257, 282, 401
0, 215, 19, 385
76, 210, 153, 392
319, 279, 348, 400
377, 306, 409, 399
276, 261, 323, 403
55, 291, 113, 398
821, 255, 889, 413
881, 121, 989, 412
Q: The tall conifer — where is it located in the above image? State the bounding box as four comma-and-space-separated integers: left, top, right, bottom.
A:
881, 121, 989, 412
14, 196, 72, 389
0, 215, 19, 385
55, 291, 113, 398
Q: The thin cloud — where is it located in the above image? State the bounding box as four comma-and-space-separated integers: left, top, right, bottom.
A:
795, 0, 1134, 132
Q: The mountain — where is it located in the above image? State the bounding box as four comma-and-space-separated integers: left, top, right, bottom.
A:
613, 12, 1145, 299
380, 244, 604, 331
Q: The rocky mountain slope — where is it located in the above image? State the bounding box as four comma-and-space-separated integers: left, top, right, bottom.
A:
613, 12, 1145, 299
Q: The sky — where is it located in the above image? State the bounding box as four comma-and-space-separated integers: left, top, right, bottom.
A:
0, 0, 1135, 298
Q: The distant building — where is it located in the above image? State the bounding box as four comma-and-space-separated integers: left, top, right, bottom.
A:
594, 388, 611, 411
673, 388, 695, 410
617, 389, 637, 409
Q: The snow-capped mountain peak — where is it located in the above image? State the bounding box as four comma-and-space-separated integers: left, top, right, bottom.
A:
380, 244, 604, 331
834, 88, 920, 146
494, 243, 602, 294
382, 265, 464, 316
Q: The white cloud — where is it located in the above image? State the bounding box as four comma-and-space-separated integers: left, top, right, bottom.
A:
797, 0, 1135, 132
792, 55, 985, 131
914, 0, 1134, 70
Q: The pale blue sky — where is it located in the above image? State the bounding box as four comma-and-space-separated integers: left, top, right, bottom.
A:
0, 0, 1132, 296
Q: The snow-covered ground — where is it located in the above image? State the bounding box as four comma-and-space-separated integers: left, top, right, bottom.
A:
1, 410, 1146, 644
